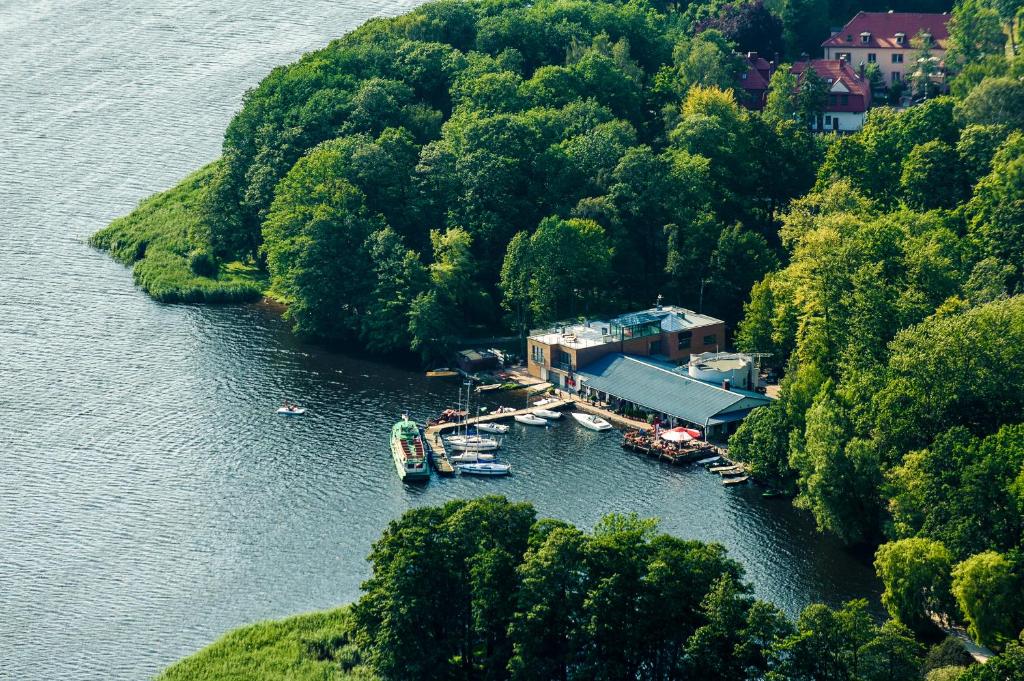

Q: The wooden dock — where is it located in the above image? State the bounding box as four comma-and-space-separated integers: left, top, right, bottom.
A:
426, 399, 572, 436
423, 428, 455, 475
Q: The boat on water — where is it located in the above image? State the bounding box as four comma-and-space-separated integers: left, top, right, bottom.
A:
457, 461, 512, 476
571, 412, 613, 431
697, 456, 721, 465
534, 397, 556, 407
515, 413, 547, 426
276, 406, 306, 415
445, 434, 500, 451
723, 475, 749, 486
534, 409, 562, 420
476, 422, 510, 434
391, 416, 429, 481
450, 450, 496, 463
762, 489, 786, 498
709, 464, 743, 474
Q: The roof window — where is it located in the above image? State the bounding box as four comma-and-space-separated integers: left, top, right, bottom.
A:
895, 32, 906, 45
860, 31, 871, 44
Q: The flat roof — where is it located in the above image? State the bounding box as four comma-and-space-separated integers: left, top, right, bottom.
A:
577, 354, 771, 425
530, 306, 722, 345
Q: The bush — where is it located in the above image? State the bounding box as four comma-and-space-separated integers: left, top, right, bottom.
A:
188, 250, 218, 278
924, 637, 976, 675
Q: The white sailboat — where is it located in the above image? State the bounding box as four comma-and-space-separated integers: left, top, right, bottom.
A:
446, 381, 501, 451
457, 461, 512, 476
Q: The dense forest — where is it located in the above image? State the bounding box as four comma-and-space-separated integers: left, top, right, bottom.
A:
93, 0, 1024, 672
161, 498, 1024, 681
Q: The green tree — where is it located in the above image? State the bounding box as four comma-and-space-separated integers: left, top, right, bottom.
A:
791, 382, 882, 544
949, 0, 1007, 66
796, 65, 829, 130
874, 538, 954, 633
900, 140, 966, 210
499, 231, 534, 344
763, 66, 799, 123
360, 228, 428, 354
956, 78, 1024, 130
951, 551, 1024, 650
527, 217, 613, 323
729, 402, 793, 488
408, 289, 458, 364
960, 637, 1024, 680
262, 142, 383, 339
782, 0, 829, 61
858, 620, 924, 681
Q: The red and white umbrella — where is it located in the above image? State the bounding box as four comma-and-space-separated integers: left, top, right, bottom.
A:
660, 427, 694, 442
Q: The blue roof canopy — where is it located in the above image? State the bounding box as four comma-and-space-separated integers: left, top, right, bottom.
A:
577, 354, 771, 425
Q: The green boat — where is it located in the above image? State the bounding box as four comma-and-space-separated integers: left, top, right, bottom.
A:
391, 416, 429, 481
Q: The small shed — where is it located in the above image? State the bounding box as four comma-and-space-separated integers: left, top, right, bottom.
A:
456, 349, 499, 373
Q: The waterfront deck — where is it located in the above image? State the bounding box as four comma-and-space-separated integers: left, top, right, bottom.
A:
427, 399, 573, 435
423, 429, 455, 475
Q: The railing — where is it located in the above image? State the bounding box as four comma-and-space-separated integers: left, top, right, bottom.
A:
556, 361, 574, 372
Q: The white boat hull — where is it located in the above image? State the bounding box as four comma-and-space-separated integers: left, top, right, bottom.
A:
457, 462, 512, 476
476, 423, 510, 434
534, 409, 562, 420
571, 412, 612, 431
450, 451, 496, 463
276, 407, 306, 415
445, 435, 500, 452
515, 414, 547, 426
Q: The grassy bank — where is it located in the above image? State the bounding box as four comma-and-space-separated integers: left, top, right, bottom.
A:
158, 606, 375, 681
90, 161, 265, 303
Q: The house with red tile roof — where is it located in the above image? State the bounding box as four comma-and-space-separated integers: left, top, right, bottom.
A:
822, 11, 950, 89
738, 52, 773, 109
791, 59, 872, 132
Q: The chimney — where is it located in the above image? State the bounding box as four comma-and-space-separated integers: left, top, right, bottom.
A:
747, 51, 758, 60
723, 379, 731, 391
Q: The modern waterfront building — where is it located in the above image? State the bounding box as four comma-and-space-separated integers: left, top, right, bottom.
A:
527, 305, 772, 438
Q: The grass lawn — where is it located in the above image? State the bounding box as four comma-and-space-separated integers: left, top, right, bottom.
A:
158, 607, 376, 681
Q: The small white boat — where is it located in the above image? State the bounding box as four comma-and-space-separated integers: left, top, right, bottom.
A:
450, 451, 496, 463
458, 461, 512, 476
276, 406, 306, 415
515, 414, 548, 426
476, 422, 510, 434
534, 397, 556, 407
571, 412, 612, 431
445, 434, 500, 451
697, 456, 721, 465
534, 409, 562, 420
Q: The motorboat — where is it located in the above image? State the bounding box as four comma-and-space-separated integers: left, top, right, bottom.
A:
450, 451, 496, 464
515, 414, 547, 426
571, 412, 612, 431
445, 434, 500, 452
534, 409, 562, 420
457, 461, 512, 476
276, 405, 306, 415
696, 456, 721, 465
476, 422, 510, 434
390, 416, 429, 481
533, 397, 556, 407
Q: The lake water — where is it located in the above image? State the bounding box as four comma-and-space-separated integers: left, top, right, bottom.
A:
0, 1, 880, 678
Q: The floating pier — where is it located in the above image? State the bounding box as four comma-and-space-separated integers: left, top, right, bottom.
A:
423, 429, 455, 475
427, 399, 572, 436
